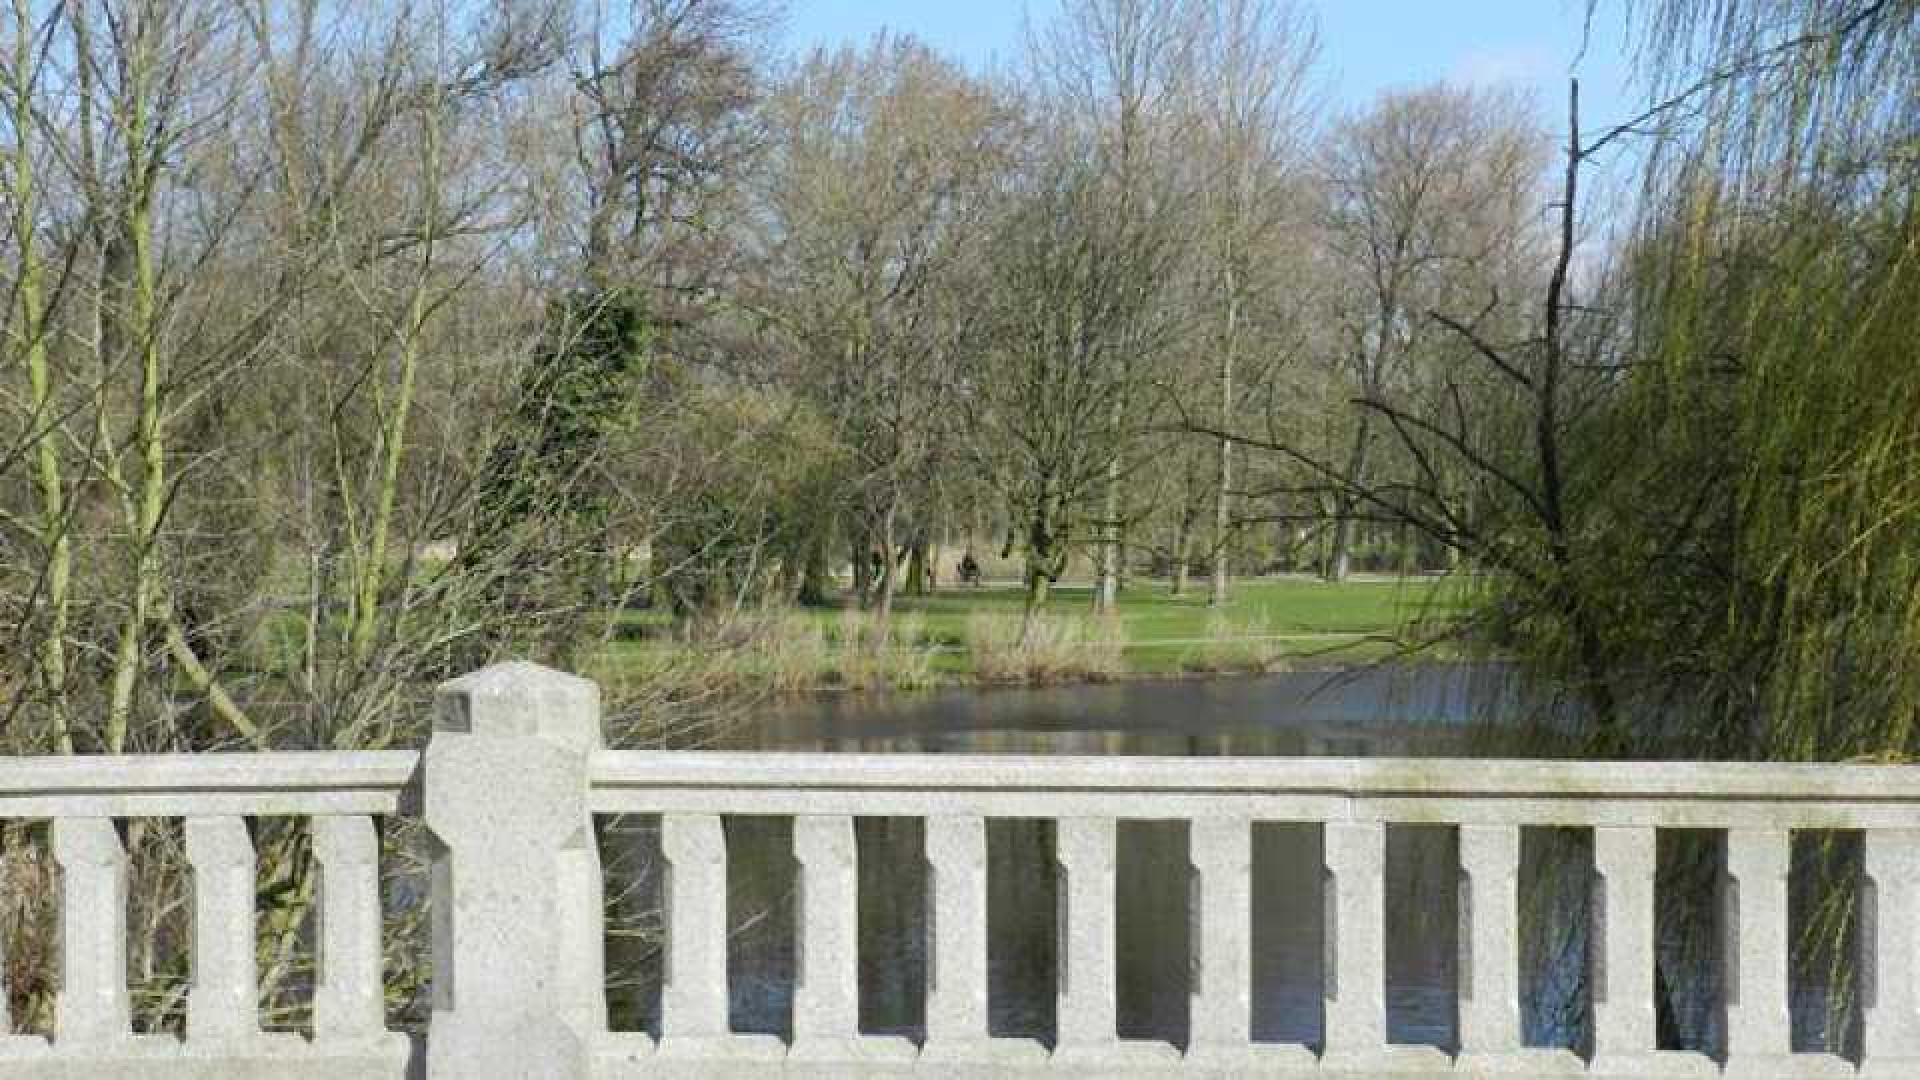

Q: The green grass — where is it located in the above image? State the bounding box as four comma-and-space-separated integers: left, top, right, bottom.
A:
599, 573, 1465, 684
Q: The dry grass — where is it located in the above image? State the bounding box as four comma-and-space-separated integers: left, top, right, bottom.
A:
1176, 613, 1289, 674
590, 608, 937, 723
965, 612, 1126, 683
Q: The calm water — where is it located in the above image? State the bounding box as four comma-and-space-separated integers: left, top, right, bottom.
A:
602, 665, 1852, 1057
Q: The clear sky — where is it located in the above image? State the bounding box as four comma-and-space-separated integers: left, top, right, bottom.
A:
781, 1, 1648, 145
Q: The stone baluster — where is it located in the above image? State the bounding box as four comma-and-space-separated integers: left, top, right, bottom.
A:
0, 830, 10, 1036
1457, 824, 1521, 1063
922, 815, 991, 1061
1723, 828, 1792, 1067
52, 817, 130, 1045
1321, 821, 1386, 1067
1054, 817, 1118, 1060
184, 816, 257, 1042
1591, 826, 1657, 1067
1863, 829, 1920, 1077
791, 815, 859, 1058
312, 814, 386, 1040
1187, 817, 1253, 1063
660, 813, 729, 1045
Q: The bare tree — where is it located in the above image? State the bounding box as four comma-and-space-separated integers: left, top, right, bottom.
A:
754, 35, 1011, 627
969, 142, 1188, 630
985, 0, 1199, 620
1313, 83, 1549, 580
1182, 0, 1317, 605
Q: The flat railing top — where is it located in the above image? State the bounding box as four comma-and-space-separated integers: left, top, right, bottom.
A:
591, 750, 1920, 799
5, 744, 1917, 824
0, 749, 418, 817
589, 751, 1920, 827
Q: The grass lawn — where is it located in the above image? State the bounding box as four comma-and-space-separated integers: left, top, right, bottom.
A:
602, 573, 1466, 683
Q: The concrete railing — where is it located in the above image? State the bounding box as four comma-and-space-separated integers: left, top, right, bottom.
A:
6, 661, 1920, 1078
0, 751, 416, 1077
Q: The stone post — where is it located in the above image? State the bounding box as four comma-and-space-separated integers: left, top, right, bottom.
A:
425, 662, 605, 1080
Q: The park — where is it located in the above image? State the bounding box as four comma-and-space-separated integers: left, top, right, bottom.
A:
1, 0, 1917, 1076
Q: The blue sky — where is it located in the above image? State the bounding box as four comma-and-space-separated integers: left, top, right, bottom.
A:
782, 1, 1647, 141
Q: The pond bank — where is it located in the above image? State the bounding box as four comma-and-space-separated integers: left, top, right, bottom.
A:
592, 575, 1466, 698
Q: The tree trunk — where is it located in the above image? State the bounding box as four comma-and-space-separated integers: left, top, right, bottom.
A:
1326, 413, 1371, 583
1210, 277, 1238, 607
162, 615, 261, 747
348, 279, 426, 666
1327, 506, 1355, 582
1023, 565, 1052, 637
904, 532, 931, 597
348, 82, 443, 668
850, 535, 873, 607
874, 503, 900, 636
106, 25, 163, 752
798, 532, 830, 607
9, 5, 71, 748
1095, 455, 1121, 614
1170, 515, 1192, 596
1021, 489, 1061, 643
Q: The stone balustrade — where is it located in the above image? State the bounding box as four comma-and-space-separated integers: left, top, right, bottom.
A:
589, 751, 1920, 1079
0, 750, 414, 1077
3, 662, 1920, 1078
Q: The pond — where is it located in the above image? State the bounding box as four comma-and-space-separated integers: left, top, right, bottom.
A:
601, 664, 1850, 1058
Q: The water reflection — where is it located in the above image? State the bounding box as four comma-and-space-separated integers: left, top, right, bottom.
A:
745, 663, 1536, 755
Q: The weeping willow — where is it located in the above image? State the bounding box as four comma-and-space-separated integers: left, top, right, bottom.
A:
1481, 1, 1920, 764
1459, 2, 1920, 1052
1630, 0, 1920, 761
